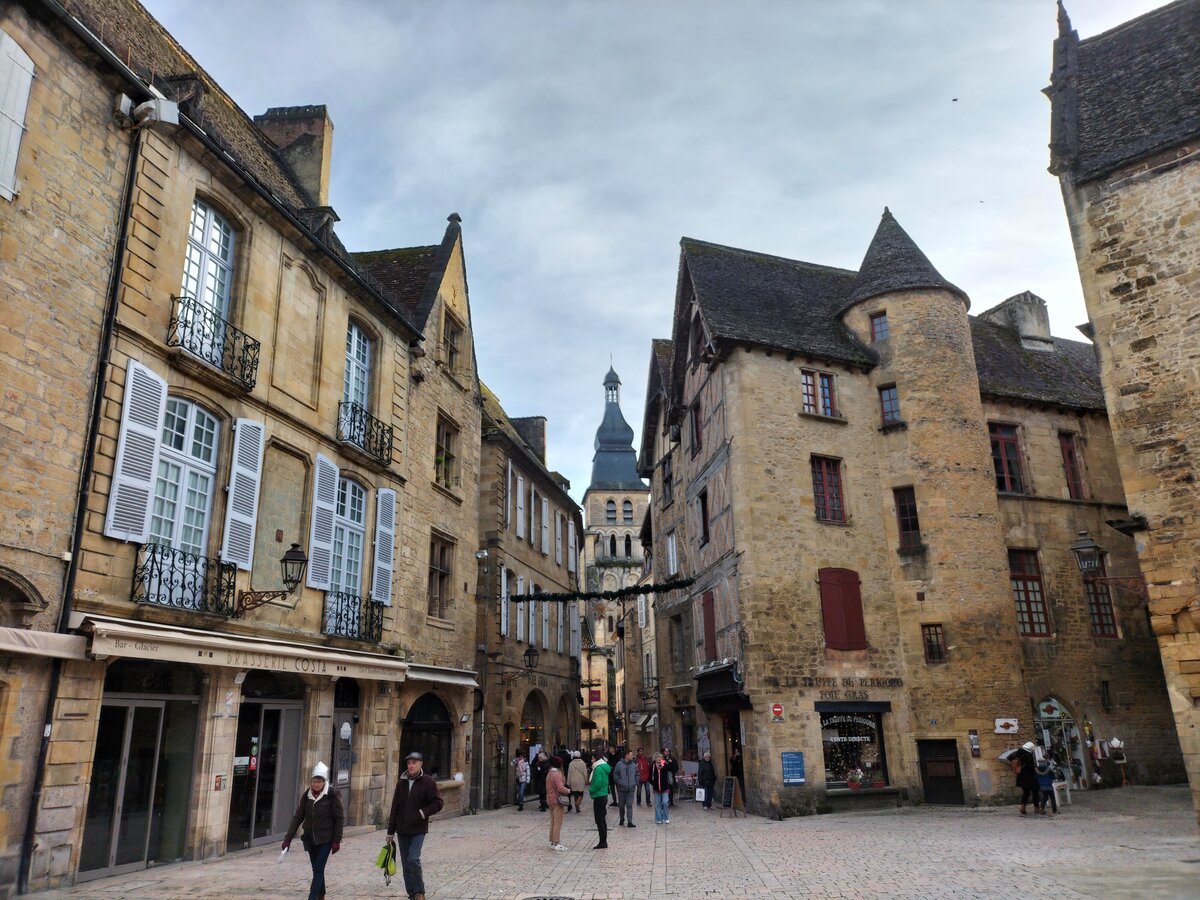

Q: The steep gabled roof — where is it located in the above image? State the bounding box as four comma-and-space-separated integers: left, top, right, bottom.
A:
637, 339, 672, 477
480, 382, 576, 506
844, 208, 968, 309
352, 215, 462, 331
971, 319, 1105, 411
679, 238, 874, 369
1048, 0, 1200, 182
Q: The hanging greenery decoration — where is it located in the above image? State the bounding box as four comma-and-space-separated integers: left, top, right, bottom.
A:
508, 577, 695, 604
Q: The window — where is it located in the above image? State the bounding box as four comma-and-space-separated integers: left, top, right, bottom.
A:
990, 424, 1025, 494
608, 533, 618, 557
529, 587, 538, 645
870, 312, 889, 342
1009, 550, 1050, 637
802, 370, 838, 417
605, 499, 616, 524
821, 712, 888, 787
690, 401, 703, 456
1, 31, 35, 200
922, 624, 946, 662
637, 594, 646, 628
443, 311, 463, 372
702, 590, 716, 661
427, 534, 454, 618
698, 489, 710, 545
567, 520, 577, 573
343, 321, 372, 411
879, 385, 901, 425
622, 499, 633, 524
670, 615, 687, 671
811, 456, 846, 523
666, 531, 679, 575
1084, 560, 1118, 638
330, 478, 367, 595
435, 415, 458, 489
555, 512, 563, 565
1060, 433, 1085, 500
515, 575, 526, 641
501, 569, 511, 637
624, 534, 632, 558
403, 692, 451, 781
182, 198, 235, 322
149, 398, 220, 557
516, 476, 526, 535
540, 497, 550, 555
690, 313, 706, 365
661, 452, 674, 506
818, 567, 867, 650
893, 487, 921, 549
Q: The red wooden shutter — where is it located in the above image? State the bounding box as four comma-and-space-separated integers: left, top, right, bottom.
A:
702, 590, 717, 661
819, 567, 867, 650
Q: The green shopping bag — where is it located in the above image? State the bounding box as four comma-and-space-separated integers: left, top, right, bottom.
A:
375, 839, 397, 885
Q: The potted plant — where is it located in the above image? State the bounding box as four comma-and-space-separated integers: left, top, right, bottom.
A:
845, 767, 865, 790
869, 771, 887, 788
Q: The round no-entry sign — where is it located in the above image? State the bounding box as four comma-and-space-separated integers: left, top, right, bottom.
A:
771, 703, 784, 718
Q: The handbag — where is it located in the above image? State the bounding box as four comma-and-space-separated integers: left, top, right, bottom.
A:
695, 787, 707, 803
375, 839, 397, 885
558, 791, 571, 807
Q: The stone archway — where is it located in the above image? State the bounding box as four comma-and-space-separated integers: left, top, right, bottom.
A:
553, 694, 574, 750
519, 690, 548, 755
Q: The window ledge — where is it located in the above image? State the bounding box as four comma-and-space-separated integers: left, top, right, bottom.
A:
426, 615, 455, 630
879, 420, 907, 433
815, 517, 851, 527
339, 439, 395, 474
431, 481, 464, 504
168, 347, 254, 394
800, 411, 848, 425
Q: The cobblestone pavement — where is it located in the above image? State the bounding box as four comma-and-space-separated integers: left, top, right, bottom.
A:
40, 785, 1200, 899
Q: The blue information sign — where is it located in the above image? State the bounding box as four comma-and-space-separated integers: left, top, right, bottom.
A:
781, 751, 805, 785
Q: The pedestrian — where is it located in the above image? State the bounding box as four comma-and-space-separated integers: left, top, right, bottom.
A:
662, 747, 679, 807
534, 750, 551, 811
282, 761, 344, 900
1035, 758, 1059, 815
1012, 741, 1041, 815
386, 751, 445, 900
588, 750, 613, 849
546, 755, 571, 851
613, 748, 638, 827
635, 747, 652, 807
514, 753, 530, 811
607, 745, 621, 807
697, 751, 717, 810
568, 750, 587, 813
650, 752, 672, 824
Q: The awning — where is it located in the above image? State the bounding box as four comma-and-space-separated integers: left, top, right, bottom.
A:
71, 613, 409, 683
694, 661, 752, 711
579, 715, 599, 729
405, 663, 478, 689
0, 626, 88, 660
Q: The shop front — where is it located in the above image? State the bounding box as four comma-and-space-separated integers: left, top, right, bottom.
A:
1035, 695, 1088, 789
817, 702, 892, 791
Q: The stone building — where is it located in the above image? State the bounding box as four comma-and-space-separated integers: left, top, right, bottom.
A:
472, 384, 584, 807
580, 368, 649, 749
637, 210, 1184, 817
0, 0, 481, 891
1046, 0, 1200, 822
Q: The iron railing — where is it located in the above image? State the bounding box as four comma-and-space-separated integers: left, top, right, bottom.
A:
132, 543, 235, 616
322, 591, 384, 642
167, 294, 261, 390
337, 401, 394, 466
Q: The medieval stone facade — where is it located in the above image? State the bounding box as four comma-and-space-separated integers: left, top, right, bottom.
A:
1047, 0, 1200, 822
638, 212, 1184, 817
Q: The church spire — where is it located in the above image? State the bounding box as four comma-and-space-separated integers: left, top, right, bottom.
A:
589, 367, 644, 491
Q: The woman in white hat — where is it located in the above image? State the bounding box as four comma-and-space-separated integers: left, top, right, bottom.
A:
282, 761, 345, 900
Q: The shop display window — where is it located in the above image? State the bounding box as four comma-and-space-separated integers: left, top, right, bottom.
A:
821, 712, 889, 788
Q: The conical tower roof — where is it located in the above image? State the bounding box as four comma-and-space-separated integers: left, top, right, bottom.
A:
588, 368, 645, 492
843, 208, 969, 310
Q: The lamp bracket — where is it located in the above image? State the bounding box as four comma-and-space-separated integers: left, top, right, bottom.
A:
234, 589, 293, 618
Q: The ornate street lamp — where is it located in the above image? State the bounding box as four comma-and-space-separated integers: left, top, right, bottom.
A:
234, 543, 308, 617
1068, 531, 1148, 600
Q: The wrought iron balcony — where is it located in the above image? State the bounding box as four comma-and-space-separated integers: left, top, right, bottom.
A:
132, 543, 235, 616
167, 294, 261, 390
322, 591, 384, 643
337, 401, 394, 466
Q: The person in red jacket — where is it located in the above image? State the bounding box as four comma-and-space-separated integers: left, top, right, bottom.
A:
387, 751, 444, 900
635, 748, 652, 807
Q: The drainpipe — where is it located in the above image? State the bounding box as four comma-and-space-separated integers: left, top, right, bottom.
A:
16, 118, 144, 894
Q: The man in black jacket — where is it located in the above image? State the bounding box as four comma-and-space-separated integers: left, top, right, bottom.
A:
663, 747, 679, 807
387, 752, 444, 900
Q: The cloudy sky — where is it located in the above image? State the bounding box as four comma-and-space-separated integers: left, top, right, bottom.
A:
143, 0, 1167, 503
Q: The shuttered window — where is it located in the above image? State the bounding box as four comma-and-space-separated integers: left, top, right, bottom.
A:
370, 488, 396, 605
219, 418, 264, 570
515, 575, 526, 641
104, 361, 168, 542
149, 398, 220, 557
818, 567, 867, 650
0, 31, 35, 201
540, 497, 550, 554
567, 520, 577, 572
306, 454, 340, 590
516, 476, 526, 536
554, 512, 563, 564
702, 590, 717, 662
500, 568, 511, 637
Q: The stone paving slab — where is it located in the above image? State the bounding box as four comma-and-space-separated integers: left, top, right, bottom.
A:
38, 786, 1200, 899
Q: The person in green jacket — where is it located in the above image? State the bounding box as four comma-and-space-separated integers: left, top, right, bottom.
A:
588, 753, 612, 849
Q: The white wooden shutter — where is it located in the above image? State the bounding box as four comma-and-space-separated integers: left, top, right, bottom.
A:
104, 361, 168, 542
306, 453, 339, 589
557, 602, 564, 653
529, 484, 536, 542
529, 595, 538, 646
516, 476, 526, 538
516, 576, 526, 640
540, 497, 550, 554
567, 520, 577, 573
638, 594, 647, 628
505, 459, 512, 529
0, 32, 35, 201
555, 513, 563, 565
570, 604, 580, 657
500, 568, 510, 637
370, 488, 396, 605
542, 596, 550, 647
219, 418, 265, 570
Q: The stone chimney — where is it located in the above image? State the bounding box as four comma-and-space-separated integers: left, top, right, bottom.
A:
511, 417, 547, 464
254, 105, 334, 206
978, 290, 1055, 351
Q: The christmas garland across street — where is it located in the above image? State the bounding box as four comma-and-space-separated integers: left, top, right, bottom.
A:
507, 577, 695, 604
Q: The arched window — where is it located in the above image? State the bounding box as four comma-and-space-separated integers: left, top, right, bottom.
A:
182, 197, 235, 318
624, 535, 633, 558
605, 499, 617, 524
402, 692, 451, 781
622, 500, 633, 524
150, 398, 220, 557
609, 534, 617, 557
608, 615, 615, 633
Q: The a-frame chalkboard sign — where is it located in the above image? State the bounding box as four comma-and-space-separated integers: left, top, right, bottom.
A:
719, 776, 744, 818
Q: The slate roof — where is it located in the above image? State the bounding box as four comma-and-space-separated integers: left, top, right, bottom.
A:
1049, 0, 1200, 182
589, 367, 646, 492
480, 383, 575, 501
844, 208, 968, 309
637, 339, 673, 477
679, 238, 875, 369
971, 319, 1105, 411
352, 215, 463, 331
